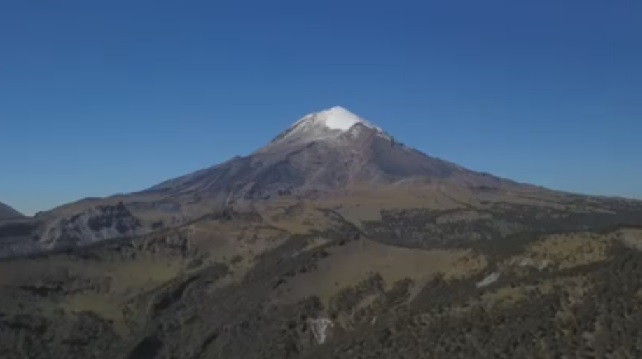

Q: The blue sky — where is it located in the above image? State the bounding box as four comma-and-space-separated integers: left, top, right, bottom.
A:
1, 0, 641, 215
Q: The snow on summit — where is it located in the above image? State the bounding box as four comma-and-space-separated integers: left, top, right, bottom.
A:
318, 106, 369, 131
261, 106, 388, 152
288, 106, 376, 133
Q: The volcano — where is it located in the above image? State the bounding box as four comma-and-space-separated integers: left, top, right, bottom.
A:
1, 106, 640, 255
145, 106, 531, 207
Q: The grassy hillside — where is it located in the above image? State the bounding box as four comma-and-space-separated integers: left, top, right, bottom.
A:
1, 199, 642, 358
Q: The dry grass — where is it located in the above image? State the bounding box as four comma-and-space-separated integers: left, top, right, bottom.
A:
0, 215, 290, 332
273, 238, 487, 306
617, 229, 642, 250
255, 199, 338, 234
476, 275, 587, 310
311, 185, 467, 224
57, 293, 128, 331
188, 218, 287, 262
479, 286, 528, 306
524, 233, 611, 270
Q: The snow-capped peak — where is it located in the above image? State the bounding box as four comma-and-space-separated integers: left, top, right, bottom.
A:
317, 106, 372, 131
261, 106, 388, 152
289, 106, 382, 134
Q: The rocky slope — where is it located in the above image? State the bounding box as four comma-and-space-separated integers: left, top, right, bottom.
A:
0, 202, 146, 258
147, 106, 526, 204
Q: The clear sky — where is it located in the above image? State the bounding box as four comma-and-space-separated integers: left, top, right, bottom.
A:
1, 0, 641, 215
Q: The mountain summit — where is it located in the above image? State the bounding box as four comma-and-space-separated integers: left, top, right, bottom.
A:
260, 106, 389, 152
148, 106, 514, 205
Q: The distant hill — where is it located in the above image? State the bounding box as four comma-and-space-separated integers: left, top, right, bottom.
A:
0, 202, 23, 220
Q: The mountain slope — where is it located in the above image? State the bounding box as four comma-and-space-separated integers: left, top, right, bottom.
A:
0, 202, 23, 221
1, 107, 642, 358
1, 106, 639, 257
1, 206, 642, 359
147, 106, 524, 205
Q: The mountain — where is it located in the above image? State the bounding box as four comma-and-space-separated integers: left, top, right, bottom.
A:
146, 106, 524, 205
1, 107, 642, 358
0, 106, 639, 256
0, 201, 23, 220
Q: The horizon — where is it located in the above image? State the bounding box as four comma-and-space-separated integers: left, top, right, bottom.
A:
1, 0, 641, 215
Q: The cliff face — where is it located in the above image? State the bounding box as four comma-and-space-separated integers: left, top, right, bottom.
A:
40, 202, 142, 248
0, 203, 143, 258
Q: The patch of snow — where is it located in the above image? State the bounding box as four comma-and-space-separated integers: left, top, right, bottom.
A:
266, 106, 390, 150
308, 317, 334, 344
517, 257, 550, 271
476, 272, 500, 288
319, 106, 370, 131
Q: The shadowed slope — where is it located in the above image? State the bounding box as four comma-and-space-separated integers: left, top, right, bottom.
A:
0, 202, 23, 221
